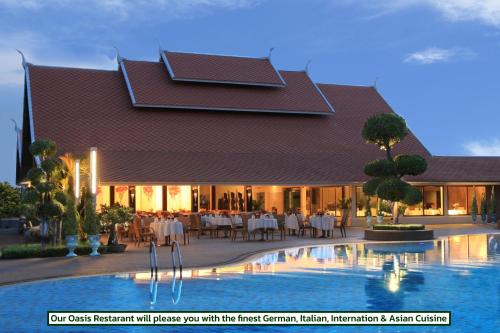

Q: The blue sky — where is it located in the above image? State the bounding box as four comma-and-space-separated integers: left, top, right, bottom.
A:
1, 0, 500, 184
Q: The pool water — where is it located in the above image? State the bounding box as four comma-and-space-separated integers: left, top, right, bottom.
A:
0, 233, 498, 332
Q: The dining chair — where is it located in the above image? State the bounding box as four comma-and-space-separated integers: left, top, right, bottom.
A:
276, 214, 286, 240
232, 213, 249, 241
132, 218, 155, 247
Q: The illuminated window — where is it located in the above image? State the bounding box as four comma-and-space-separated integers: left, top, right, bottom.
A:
167, 185, 192, 212
423, 186, 443, 215
447, 186, 467, 215
96, 186, 110, 211
136, 185, 163, 212
114, 186, 129, 207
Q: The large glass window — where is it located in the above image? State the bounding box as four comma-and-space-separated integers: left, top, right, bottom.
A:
114, 186, 129, 207
136, 185, 163, 212
448, 186, 468, 215
167, 185, 192, 212
423, 186, 443, 215
96, 185, 110, 211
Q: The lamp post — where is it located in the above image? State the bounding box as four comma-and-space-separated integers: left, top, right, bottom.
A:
74, 159, 80, 201
90, 147, 97, 205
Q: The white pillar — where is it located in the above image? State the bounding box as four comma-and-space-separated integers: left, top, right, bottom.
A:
90, 147, 97, 205
74, 159, 80, 200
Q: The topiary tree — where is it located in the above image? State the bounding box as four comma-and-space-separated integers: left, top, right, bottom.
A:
480, 193, 487, 223
21, 139, 68, 245
82, 189, 100, 236
63, 197, 79, 236
470, 189, 478, 223
362, 113, 427, 224
489, 187, 496, 223
0, 182, 21, 218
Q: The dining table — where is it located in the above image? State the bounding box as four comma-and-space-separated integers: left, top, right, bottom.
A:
310, 215, 337, 237
284, 214, 299, 230
248, 216, 278, 241
150, 218, 184, 245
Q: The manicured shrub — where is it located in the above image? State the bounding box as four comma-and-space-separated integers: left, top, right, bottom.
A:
1, 243, 108, 259
373, 224, 425, 231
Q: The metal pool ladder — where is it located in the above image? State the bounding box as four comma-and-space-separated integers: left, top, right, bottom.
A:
171, 241, 183, 304
149, 240, 159, 305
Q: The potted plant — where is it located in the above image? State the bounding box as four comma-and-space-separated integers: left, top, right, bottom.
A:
471, 190, 478, 223
480, 193, 487, 224
489, 188, 496, 224
83, 191, 101, 256
99, 204, 132, 253
364, 197, 372, 227
63, 197, 79, 257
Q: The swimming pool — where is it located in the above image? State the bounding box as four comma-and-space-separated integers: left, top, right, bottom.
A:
0, 233, 498, 332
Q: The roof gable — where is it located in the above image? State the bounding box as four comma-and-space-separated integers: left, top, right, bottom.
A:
121, 59, 334, 115
161, 51, 286, 87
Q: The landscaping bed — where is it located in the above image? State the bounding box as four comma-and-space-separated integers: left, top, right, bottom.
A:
365, 224, 433, 241
1, 243, 109, 259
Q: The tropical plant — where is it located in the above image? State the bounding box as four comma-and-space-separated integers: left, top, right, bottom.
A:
99, 204, 133, 245
489, 188, 496, 223
362, 113, 427, 224
20, 139, 69, 245
471, 189, 478, 222
480, 193, 487, 222
63, 197, 79, 236
251, 199, 264, 211
0, 182, 21, 218
82, 190, 100, 236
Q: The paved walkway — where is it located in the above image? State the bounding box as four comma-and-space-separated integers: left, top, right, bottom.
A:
0, 224, 497, 285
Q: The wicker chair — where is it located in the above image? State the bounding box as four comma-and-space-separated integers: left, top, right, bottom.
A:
297, 214, 313, 237
132, 216, 155, 247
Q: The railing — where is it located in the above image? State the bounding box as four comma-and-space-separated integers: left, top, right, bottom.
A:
149, 240, 159, 305
171, 241, 183, 304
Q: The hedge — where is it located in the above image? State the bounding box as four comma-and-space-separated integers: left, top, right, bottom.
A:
1, 243, 109, 259
373, 224, 425, 231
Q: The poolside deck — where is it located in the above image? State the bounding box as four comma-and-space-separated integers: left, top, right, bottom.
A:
0, 224, 498, 285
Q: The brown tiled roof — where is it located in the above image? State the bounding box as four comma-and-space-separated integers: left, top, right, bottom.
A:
162, 51, 286, 87
121, 59, 333, 114
25, 62, 500, 184
409, 156, 500, 183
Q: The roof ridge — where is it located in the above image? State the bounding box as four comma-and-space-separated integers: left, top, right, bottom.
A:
163, 49, 270, 61
28, 63, 117, 73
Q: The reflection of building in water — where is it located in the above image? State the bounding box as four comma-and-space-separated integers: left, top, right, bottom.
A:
123, 234, 496, 287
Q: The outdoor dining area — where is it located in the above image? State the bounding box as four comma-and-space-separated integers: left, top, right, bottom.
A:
116, 210, 350, 247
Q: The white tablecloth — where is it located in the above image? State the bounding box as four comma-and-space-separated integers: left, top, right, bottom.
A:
248, 218, 278, 232
203, 216, 243, 226
285, 214, 299, 230
150, 220, 184, 239
310, 215, 336, 231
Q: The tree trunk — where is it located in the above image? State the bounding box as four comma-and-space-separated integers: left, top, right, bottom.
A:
40, 219, 49, 249
392, 202, 400, 224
